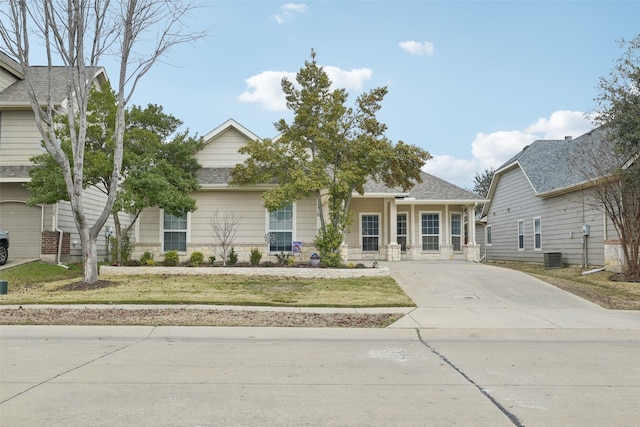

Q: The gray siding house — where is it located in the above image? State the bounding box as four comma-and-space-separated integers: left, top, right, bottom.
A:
0, 51, 126, 263
481, 127, 623, 270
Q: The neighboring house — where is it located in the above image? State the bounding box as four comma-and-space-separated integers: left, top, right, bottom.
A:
481, 127, 624, 271
134, 119, 487, 263
0, 51, 125, 263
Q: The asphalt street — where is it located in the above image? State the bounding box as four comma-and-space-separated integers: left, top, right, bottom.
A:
1, 261, 639, 426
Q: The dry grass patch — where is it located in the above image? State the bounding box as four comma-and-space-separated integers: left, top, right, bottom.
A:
491, 261, 640, 310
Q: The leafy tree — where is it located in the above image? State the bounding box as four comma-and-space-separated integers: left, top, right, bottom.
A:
28, 85, 205, 265
472, 168, 494, 198
230, 50, 431, 266
0, 1, 205, 283
586, 35, 640, 279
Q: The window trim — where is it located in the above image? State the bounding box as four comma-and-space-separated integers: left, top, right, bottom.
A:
420, 211, 441, 252
397, 212, 408, 252
266, 204, 296, 253
450, 211, 462, 252
517, 219, 525, 251
533, 217, 542, 251
486, 225, 492, 246
161, 210, 190, 254
360, 213, 381, 252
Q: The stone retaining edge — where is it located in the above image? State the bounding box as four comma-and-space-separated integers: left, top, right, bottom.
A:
100, 266, 390, 279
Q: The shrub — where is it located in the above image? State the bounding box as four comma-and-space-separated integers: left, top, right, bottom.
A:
261, 260, 276, 267
249, 248, 262, 265
140, 251, 155, 266
355, 263, 365, 269
109, 232, 133, 265
228, 247, 238, 266
275, 251, 290, 266
190, 251, 204, 267
126, 259, 142, 266
209, 255, 216, 265
163, 250, 179, 266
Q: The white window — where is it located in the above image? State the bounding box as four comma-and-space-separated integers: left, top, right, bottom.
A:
534, 217, 542, 250
451, 212, 462, 252
421, 212, 440, 251
517, 220, 525, 250
268, 205, 293, 252
163, 212, 187, 252
361, 214, 380, 251
397, 213, 407, 252
486, 225, 492, 246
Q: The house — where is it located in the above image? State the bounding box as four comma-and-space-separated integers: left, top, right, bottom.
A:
133, 119, 487, 263
0, 51, 124, 264
480, 127, 624, 271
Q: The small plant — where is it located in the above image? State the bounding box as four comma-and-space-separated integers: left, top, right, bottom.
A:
228, 247, 238, 266
163, 250, 179, 266
347, 262, 356, 268
355, 263, 365, 269
208, 255, 216, 265
275, 251, 291, 266
190, 251, 204, 267
249, 248, 262, 265
140, 251, 155, 266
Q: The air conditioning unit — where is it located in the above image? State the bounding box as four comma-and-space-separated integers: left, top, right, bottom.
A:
544, 252, 562, 268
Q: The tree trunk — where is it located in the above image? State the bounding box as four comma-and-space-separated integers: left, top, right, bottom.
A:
79, 227, 99, 284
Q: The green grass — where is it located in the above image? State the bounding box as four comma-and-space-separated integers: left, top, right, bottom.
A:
0, 262, 415, 307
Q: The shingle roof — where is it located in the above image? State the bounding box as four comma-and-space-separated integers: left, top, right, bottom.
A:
364, 171, 484, 201
497, 127, 610, 194
0, 165, 33, 179
1, 51, 104, 106
198, 167, 483, 202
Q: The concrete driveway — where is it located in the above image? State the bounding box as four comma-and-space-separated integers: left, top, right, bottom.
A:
386, 261, 640, 329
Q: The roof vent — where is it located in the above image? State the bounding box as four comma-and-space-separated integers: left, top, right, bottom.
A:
564, 136, 572, 141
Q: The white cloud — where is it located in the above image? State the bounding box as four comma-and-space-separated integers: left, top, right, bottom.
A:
238, 71, 296, 111
398, 40, 435, 57
274, 3, 308, 24
238, 67, 373, 111
427, 111, 596, 188
525, 110, 593, 139
423, 155, 478, 190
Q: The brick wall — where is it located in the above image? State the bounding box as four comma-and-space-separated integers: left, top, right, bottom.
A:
41, 230, 70, 255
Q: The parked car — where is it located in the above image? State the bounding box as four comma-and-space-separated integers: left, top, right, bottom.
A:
0, 228, 9, 265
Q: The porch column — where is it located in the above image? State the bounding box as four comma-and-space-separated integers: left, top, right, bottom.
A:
467, 204, 478, 261
387, 199, 401, 261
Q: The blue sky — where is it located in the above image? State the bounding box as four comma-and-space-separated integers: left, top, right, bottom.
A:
123, 1, 639, 189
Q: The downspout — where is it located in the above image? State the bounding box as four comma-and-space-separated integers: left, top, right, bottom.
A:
54, 203, 69, 269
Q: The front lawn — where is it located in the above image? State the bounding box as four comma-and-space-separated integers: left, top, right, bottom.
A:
0, 262, 414, 307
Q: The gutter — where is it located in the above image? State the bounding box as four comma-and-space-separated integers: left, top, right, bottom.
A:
54, 203, 69, 269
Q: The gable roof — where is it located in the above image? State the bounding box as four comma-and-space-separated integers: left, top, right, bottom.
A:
497, 127, 608, 195
362, 171, 485, 203
482, 126, 612, 215
202, 119, 260, 143
0, 51, 107, 108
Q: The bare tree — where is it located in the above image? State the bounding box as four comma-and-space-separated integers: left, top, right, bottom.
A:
571, 131, 639, 277
208, 210, 242, 266
0, 1, 205, 283
580, 35, 640, 279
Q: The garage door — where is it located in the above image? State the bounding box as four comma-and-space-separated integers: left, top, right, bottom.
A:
0, 202, 42, 258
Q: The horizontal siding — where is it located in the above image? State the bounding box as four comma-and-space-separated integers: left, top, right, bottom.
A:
197, 127, 250, 168
57, 186, 132, 260
138, 191, 319, 249
0, 110, 46, 165
486, 167, 606, 266
0, 68, 19, 91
